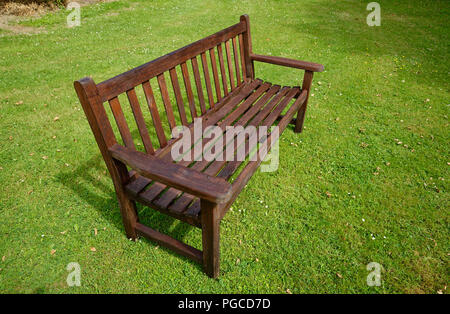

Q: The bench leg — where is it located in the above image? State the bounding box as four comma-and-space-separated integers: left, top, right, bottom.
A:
113, 160, 139, 240
295, 70, 314, 133
117, 194, 139, 240
201, 199, 220, 278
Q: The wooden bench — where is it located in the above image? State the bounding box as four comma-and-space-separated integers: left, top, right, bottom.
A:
74, 15, 323, 278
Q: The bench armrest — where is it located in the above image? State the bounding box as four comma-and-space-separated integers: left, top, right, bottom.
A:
109, 144, 232, 204
250, 54, 324, 72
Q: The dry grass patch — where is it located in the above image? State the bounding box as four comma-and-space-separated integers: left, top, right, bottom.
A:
0, 1, 60, 16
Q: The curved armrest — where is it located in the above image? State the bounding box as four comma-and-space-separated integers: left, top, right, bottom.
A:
109, 144, 232, 204
250, 54, 324, 72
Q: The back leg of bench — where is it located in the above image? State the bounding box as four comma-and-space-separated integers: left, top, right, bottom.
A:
295, 70, 314, 133
201, 199, 221, 278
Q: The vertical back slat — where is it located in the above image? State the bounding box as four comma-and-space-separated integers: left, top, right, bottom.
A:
232, 37, 241, 84
209, 48, 222, 102
180, 62, 197, 120
169, 68, 188, 126
238, 34, 247, 80
191, 56, 207, 115
157, 73, 177, 130
225, 40, 236, 90
142, 81, 168, 148
108, 97, 136, 150
200, 52, 214, 108
126, 88, 154, 154
217, 43, 229, 96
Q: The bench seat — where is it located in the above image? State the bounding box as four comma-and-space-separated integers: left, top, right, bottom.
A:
123, 79, 307, 228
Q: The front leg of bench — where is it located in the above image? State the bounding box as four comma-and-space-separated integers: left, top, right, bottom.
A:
114, 160, 139, 240
295, 70, 314, 133
201, 199, 221, 278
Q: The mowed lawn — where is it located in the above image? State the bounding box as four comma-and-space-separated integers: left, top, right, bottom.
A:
0, 0, 448, 293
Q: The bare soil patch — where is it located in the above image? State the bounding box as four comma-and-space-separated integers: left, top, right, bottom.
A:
0, 0, 114, 34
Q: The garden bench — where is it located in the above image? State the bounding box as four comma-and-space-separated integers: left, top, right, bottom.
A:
74, 15, 323, 278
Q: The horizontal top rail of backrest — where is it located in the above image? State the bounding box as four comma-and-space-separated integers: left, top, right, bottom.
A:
97, 21, 246, 103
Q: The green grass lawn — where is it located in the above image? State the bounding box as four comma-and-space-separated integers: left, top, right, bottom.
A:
0, 0, 448, 293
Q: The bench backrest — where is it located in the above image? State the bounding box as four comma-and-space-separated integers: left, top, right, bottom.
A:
75, 15, 254, 159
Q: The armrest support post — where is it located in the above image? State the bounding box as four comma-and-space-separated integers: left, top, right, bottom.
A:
295, 70, 314, 133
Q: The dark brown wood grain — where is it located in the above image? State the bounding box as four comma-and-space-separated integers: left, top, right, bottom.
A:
295, 70, 314, 132
238, 34, 247, 80
136, 222, 202, 263
180, 62, 198, 120
191, 56, 207, 115
75, 15, 323, 278
201, 199, 220, 278
74, 78, 138, 239
250, 54, 324, 72
225, 40, 236, 90
240, 15, 254, 80
209, 47, 222, 102
169, 67, 188, 126
127, 88, 154, 154
97, 22, 246, 102
109, 144, 232, 204
108, 96, 136, 150
217, 43, 229, 96
142, 80, 168, 148
232, 37, 241, 84
157, 73, 177, 130
201, 52, 215, 108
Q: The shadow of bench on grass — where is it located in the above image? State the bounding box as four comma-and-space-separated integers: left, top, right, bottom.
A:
55, 154, 201, 267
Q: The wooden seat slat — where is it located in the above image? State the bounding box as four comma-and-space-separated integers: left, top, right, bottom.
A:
155, 82, 251, 160
125, 175, 152, 197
